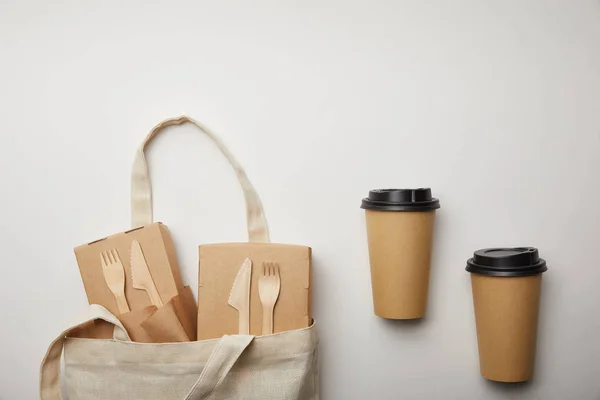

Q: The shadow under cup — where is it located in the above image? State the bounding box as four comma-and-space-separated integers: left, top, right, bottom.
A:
361, 188, 440, 319
466, 247, 548, 383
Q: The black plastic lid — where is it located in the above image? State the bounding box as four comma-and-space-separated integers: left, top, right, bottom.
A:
361, 188, 440, 212
466, 247, 547, 277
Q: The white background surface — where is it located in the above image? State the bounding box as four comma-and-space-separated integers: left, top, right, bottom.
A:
1, 1, 599, 399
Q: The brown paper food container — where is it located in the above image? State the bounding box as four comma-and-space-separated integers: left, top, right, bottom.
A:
119, 306, 158, 343
466, 247, 547, 382
141, 286, 198, 342
74, 222, 184, 316
141, 306, 188, 343
362, 188, 440, 319
197, 243, 311, 340
167, 286, 198, 341
74, 221, 197, 343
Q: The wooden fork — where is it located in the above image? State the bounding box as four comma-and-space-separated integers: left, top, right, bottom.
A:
258, 262, 281, 335
100, 248, 130, 314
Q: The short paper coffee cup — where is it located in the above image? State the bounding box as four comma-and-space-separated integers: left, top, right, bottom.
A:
467, 247, 547, 382
361, 188, 440, 319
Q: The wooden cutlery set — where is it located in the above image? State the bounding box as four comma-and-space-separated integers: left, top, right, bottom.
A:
228, 258, 281, 335
75, 223, 197, 343
197, 242, 312, 340
75, 223, 312, 343
99, 240, 163, 314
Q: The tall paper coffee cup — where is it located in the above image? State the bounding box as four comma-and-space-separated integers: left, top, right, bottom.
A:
361, 188, 440, 319
466, 247, 547, 382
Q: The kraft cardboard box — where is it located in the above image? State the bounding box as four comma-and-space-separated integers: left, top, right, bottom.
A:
197, 243, 312, 340
74, 222, 197, 342
75, 222, 183, 311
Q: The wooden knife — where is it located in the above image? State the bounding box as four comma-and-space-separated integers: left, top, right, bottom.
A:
130, 240, 163, 307
228, 258, 252, 334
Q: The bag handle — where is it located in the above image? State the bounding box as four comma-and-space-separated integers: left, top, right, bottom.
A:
39, 305, 253, 400
183, 335, 254, 400
131, 115, 270, 243
39, 305, 131, 400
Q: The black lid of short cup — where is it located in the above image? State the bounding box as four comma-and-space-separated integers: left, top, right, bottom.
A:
361, 188, 440, 212
466, 247, 547, 277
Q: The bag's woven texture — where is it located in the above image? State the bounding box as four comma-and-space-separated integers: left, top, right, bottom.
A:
40, 305, 318, 400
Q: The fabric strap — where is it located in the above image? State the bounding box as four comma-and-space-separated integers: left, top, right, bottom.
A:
39, 305, 254, 400
183, 335, 254, 400
130, 115, 270, 242
39, 305, 130, 400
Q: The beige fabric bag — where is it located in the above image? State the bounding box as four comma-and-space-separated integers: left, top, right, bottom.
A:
39, 116, 319, 400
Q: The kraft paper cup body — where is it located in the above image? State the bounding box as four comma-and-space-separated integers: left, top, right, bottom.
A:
365, 210, 436, 319
361, 188, 440, 320
466, 247, 547, 382
471, 274, 542, 382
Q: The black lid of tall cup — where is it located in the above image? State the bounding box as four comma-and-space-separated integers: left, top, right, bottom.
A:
361, 188, 440, 211
466, 247, 547, 277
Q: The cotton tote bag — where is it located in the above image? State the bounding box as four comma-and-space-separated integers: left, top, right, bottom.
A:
39, 116, 319, 400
